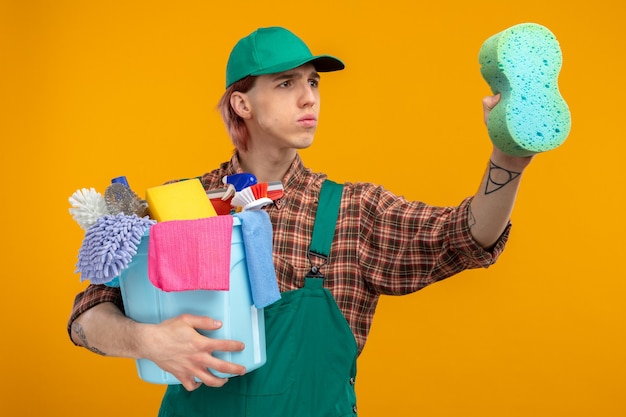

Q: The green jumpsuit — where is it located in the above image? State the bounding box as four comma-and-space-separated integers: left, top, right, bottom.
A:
158, 181, 359, 417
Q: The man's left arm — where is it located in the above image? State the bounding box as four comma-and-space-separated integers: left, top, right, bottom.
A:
468, 95, 534, 249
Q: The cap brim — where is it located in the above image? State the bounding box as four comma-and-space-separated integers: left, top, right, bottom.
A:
308, 55, 345, 72
250, 55, 345, 77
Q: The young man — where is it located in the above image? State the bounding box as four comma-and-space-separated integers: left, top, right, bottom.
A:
68, 27, 532, 416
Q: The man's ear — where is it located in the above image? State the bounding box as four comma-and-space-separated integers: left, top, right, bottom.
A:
230, 92, 252, 119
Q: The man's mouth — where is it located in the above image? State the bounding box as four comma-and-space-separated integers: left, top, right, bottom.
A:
298, 115, 317, 128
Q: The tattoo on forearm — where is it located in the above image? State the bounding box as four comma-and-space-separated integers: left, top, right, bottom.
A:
72, 322, 107, 356
485, 160, 521, 195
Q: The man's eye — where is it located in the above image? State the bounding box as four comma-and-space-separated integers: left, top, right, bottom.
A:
309, 80, 319, 87
279, 80, 292, 87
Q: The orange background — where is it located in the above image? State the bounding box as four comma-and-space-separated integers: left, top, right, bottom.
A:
2, 0, 625, 416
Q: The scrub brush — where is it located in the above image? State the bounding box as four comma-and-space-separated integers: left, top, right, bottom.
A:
69, 188, 110, 230
231, 183, 273, 211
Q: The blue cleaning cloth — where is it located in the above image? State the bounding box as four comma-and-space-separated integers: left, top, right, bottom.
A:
234, 211, 280, 308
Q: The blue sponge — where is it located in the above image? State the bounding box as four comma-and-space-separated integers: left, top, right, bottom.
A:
479, 23, 571, 156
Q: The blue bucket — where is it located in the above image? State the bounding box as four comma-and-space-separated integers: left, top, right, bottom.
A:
118, 217, 266, 384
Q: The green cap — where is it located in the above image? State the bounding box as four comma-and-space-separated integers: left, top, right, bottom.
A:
225, 27, 345, 88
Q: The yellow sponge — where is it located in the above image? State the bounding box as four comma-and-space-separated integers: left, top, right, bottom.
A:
145, 179, 217, 222
479, 23, 571, 156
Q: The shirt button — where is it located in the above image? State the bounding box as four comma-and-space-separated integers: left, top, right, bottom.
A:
352, 405, 358, 414
349, 377, 356, 385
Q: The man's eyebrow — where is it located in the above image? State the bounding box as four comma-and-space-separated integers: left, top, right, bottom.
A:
271, 70, 320, 82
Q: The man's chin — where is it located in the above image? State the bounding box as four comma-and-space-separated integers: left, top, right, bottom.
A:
294, 136, 315, 150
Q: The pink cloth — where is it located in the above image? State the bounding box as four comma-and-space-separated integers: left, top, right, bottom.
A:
148, 216, 234, 292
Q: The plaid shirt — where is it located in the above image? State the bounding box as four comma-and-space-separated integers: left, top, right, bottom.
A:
69, 153, 510, 353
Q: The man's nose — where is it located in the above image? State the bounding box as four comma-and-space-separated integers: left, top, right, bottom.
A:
298, 83, 317, 107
